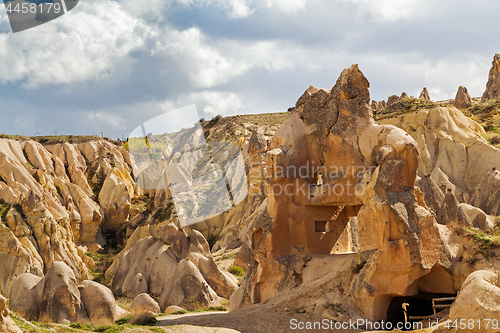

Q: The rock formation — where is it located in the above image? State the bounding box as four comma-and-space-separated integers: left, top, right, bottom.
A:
107, 222, 237, 308
0, 294, 22, 333
9, 261, 128, 324
482, 54, 500, 102
454, 86, 473, 109
0, 138, 135, 296
387, 94, 400, 106
130, 293, 160, 315
378, 106, 500, 217
400, 92, 408, 99
230, 65, 449, 322
450, 270, 500, 333
419, 87, 431, 100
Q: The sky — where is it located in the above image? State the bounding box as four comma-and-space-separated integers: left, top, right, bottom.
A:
0, 0, 498, 139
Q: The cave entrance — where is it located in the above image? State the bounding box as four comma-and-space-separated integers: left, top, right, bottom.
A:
386, 293, 456, 331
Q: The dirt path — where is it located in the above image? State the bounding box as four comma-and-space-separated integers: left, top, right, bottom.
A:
156, 305, 368, 333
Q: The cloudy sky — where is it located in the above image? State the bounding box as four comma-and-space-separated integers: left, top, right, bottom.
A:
0, 0, 498, 138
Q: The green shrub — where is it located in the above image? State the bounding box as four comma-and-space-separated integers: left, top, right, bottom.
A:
228, 265, 245, 276
114, 317, 131, 325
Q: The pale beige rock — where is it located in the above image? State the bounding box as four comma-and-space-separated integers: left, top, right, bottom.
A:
159, 258, 220, 312
0, 221, 43, 297
10, 261, 88, 323
482, 54, 500, 102
420, 87, 431, 100
79, 280, 129, 325
164, 305, 185, 314
109, 222, 236, 302
454, 86, 473, 109
449, 270, 500, 333
129, 293, 160, 315
400, 92, 408, 99
0, 294, 22, 333
8, 273, 42, 320
378, 107, 500, 217
99, 168, 135, 232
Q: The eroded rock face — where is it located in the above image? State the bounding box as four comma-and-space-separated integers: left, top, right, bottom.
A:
10, 261, 88, 323
419, 87, 431, 100
387, 94, 400, 106
108, 222, 237, 305
0, 294, 22, 333
158, 258, 220, 312
230, 65, 447, 321
378, 106, 500, 218
454, 86, 473, 109
0, 138, 135, 296
9, 261, 127, 324
482, 54, 500, 102
449, 270, 500, 333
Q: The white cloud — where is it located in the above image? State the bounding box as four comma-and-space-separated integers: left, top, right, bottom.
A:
263, 0, 306, 14
338, 0, 426, 21
89, 111, 126, 128
0, 0, 144, 87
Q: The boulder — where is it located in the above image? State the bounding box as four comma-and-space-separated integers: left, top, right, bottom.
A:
164, 305, 185, 314
400, 92, 408, 99
449, 270, 500, 333
419, 87, 431, 100
10, 261, 126, 324
482, 54, 500, 102
109, 223, 236, 301
79, 280, 129, 325
158, 258, 220, 312
129, 293, 160, 315
454, 86, 473, 109
10, 261, 88, 323
0, 294, 22, 333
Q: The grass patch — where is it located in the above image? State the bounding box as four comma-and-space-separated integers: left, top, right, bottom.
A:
115, 317, 132, 325
351, 262, 366, 274
460, 226, 500, 256
323, 303, 349, 316
228, 265, 245, 277
375, 97, 440, 119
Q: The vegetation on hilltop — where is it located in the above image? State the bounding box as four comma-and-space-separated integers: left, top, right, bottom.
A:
0, 134, 124, 146
374, 97, 441, 119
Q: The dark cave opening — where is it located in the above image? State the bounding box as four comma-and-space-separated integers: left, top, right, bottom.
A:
386, 293, 456, 331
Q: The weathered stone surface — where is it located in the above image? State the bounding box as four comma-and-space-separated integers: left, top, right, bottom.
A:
10, 261, 127, 324
379, 107, 500, 217
482, 54, 500, 102
108, 222, 236, 302
247, 127, 268, 156
0, 138, 135, 297
80, 280, 130, 324
10, 261, 88, 323
454, 86, 473, 109
158, 258, 220, 312
449, 270, 500, 333
130, 293, 160, 315
230, 65, 445, 322
387, 94, 400, 106
419, 87, 431, 100
400, 92, 408, 99
0, 294, 22, 333
99, 168, 136, 232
